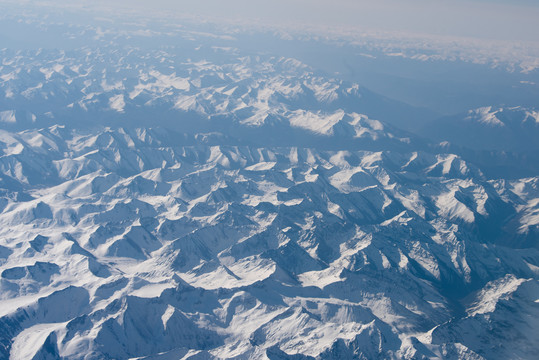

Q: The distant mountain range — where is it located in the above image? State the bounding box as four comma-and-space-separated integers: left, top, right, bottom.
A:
0, 12, 538, 360
421, 106, 539, 152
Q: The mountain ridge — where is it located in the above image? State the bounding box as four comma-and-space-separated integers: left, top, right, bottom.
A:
0, 124, 537, 359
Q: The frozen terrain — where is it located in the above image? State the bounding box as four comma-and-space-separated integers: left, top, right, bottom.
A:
0, 3, 538, 359
0, 123, 537, 359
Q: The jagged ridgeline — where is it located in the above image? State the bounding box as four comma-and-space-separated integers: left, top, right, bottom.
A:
0, 14, 538, 360
0, 124, 537, 359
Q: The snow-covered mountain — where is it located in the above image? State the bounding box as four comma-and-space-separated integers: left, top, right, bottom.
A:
0, 45, 433, 136
419, 107, 539, 179
0, 8, 538, 360
0, 122, 537, 359
420, 107, 539, 152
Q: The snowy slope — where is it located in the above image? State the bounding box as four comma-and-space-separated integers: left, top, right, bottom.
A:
0, 11, 537, 360
0, 124, 536, 359
0, 45, 429, 142
420, 106, 539, 152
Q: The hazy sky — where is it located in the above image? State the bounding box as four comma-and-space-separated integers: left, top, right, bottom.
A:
5, 0, 539, 42
109, 0, 539, 41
